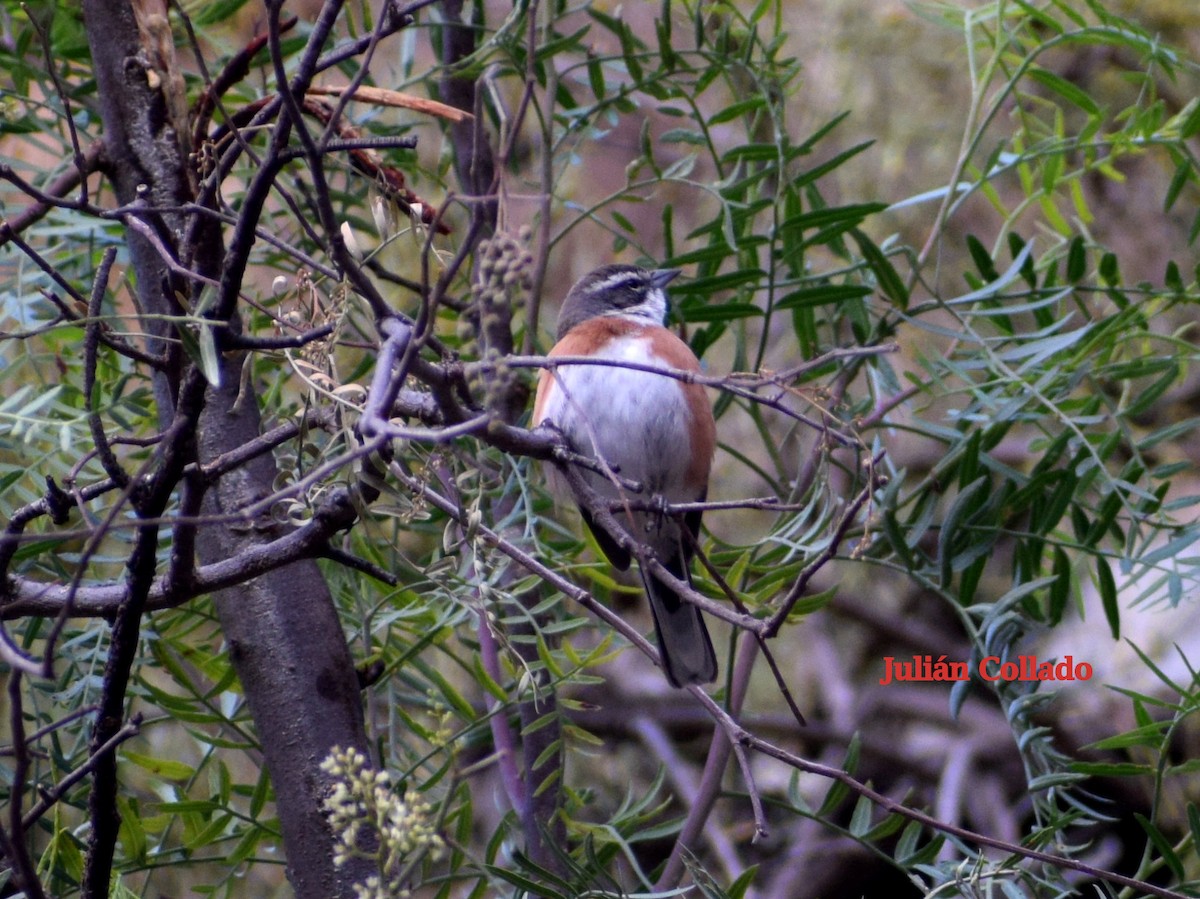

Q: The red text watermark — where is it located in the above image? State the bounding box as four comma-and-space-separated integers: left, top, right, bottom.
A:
879, 654, 1093, 686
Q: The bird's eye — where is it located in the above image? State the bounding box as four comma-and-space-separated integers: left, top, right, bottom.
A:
615, 283, 647, 307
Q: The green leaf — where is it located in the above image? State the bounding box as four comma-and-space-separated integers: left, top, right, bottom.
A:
192, 0, 254, 26
124, 751, 196, 782
1047, 547, 1070, 625
533, 25, 590, 63
708, 98, 765, 125
682, 269, 764, 293
1027, 771, 1088, 791
863, 811, 906, 843
611, 210, 635, 233
1095, 559, 1119, 640
1013, 0, 1066, 33
661, 128, 708, 146
848, 794, 874, 837
198, 324, 222, 387
893, 820, 923, 864
817, 733, 860, 816
1164, 260, 1184, 294
1099, 251, 1120, 285
155, 799, 220, 814
1028, 66, 1101, 116
791, 141, 876, 188
117, 797, 147, 863
726, 865, 760, 899
1084, 721, 1169, 751
1065, 236, 1087, 282
852, 229, 909, 310
777, 284, 872, 310
966, 234, 999, 281
1163, 160, 1193, 213
786, 586, 837, 618
228, 824, 264, 865
1134, 813, 1186, 880
586, 55, 606, 101
938, 476, 989, 590
485, 864, 568, 898
1179, 98, 1200, 139
680, 302, 763, 323
1069, 761, 1153, 777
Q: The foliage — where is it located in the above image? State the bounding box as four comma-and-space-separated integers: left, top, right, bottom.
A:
0, 0, 1199, 897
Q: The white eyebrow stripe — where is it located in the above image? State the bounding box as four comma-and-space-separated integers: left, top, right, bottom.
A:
588, 271, 643, 294
597, 286, 667, 324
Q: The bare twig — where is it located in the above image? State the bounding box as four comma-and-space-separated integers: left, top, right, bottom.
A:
319, 545, 398, 586
21, 714, 142, 831
4, 672, 48, 899
689, 537, 809, 729
656, 637, 760, 889
27, 6, 88, 205
2, 484, 362, 618
38, 289, 167, 369
84, 247, 130, 489
764, 451, 885, 637
743, 730, 1190, 899
494, 344, 898, 447
558, 463, 767, 634
0, 143, 104, 243
690, 686, 769, 841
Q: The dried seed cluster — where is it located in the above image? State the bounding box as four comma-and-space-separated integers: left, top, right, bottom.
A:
321, 746, 444, 899
461, 229, 533, 418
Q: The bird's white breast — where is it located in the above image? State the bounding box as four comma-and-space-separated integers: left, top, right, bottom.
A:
538, 335, 694, 502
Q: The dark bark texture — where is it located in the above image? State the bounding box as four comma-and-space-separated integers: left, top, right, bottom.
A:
79, 1, 374, 895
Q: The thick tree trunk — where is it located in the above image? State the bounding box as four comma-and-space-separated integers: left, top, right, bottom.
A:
81, 1, 374, 895
196, 353, 374, 897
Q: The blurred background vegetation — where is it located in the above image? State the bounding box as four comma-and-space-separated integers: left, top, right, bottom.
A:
2, 0, 1200, 897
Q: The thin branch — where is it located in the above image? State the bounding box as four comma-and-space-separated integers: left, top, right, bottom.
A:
84, 247, 131, 489
689, 537, 808, 729
690, 685, 769, 841
558, 462, 766, 634
27, 7, 88, 206
0, 150, 100, 242
278, 135, 420, 159
38, 290, 168, 369
314, 0, 418, 74
0, 704, 99, 755
225, 322, 337, 350
84, 499, 167, 895
319, 545, 398, 586
656, 636, 760, 889
764, 452, 883, 637
742, 729, 1190, 899
3, 225, 91, 306
121, 211, 225, 293
22, 714, 142, 831
2, 482, 364, 618
4, 672, 48, 899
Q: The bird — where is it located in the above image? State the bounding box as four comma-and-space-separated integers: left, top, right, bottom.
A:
532, 264, 718, 687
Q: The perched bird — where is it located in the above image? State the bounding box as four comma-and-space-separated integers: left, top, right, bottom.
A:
532, 264, 718, 687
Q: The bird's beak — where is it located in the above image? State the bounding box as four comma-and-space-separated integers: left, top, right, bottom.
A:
650, 268, 682, 288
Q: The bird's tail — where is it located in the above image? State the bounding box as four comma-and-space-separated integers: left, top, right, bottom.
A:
641, 556, 717, 688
